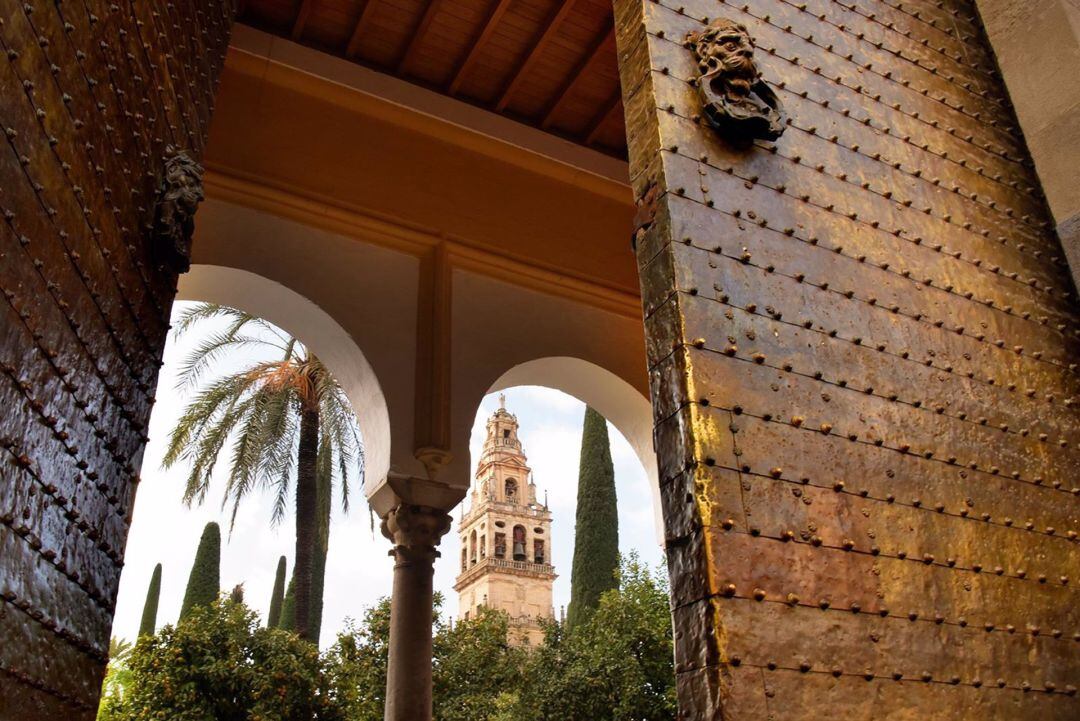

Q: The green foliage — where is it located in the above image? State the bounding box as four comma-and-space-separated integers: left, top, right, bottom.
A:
433, 607, 527, 721
567, 406, 620, 629
516, 555, 676, 721
279, 578, 296, 631
324, 596, 526, 721
163, 302, 364, 642
100, 562, 675, 721
268, 556, 287, 628
107, 598, 345, 721
96, 638, 133, 721
137, 564, 162, 638
180, 523, 220, 619
321, 599, 391, 721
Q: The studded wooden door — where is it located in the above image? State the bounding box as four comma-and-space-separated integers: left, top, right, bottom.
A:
0, 1, 233, 717
615, 0, 1080, 717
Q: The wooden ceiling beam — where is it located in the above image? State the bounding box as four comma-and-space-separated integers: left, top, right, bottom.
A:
583, 87, 622, 146
291, 0, 315, 40
494, 0, 579, 113
345, 0, 380, 58
396, 0, 446, 74
446, 0, 514, 96
540, 25, 614, 130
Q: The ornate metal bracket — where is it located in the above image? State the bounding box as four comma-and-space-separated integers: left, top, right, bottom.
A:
152, 147, 205, 273
686, 18, 786, 142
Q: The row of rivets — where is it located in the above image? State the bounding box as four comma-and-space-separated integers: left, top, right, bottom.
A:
650, 37, 1058, 267
715, 392, 1078, 500
24, 2, 179, 321
718, 655, 1076, 696
681, 312, 1080, 469
0, 662, 94, 711
0, 124, 165, 392
0, 359, 138, 523
717, 458, 1077, 548
0, 457, 121, 611
666, 197, 1080, 391
823, 0, 998, 75
9, 8, 178, 344
675, 239, 1080, 430
0, 263, 155, 437
755, 105, 1047, 244
882, 0, 981, 42
0, 590, 108, 662
655, 0, 1043, 195
1, 428, 132, 552
770, 0, 1005, 107
708, 588, 1079, 648
665, 95, 1061, 285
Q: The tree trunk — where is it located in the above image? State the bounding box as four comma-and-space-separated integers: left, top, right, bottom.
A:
310, 464, 332, 646
294, 404, 320, 642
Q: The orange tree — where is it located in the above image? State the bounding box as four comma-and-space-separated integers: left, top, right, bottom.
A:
109, 598, 344, 721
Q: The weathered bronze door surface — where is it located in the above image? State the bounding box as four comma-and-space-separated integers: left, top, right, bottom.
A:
615, 0, 1080, 717
0, 1, 232, 717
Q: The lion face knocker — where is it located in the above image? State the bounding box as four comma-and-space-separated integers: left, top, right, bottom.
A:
686, 19, 786, 142
152, 147, 205, 274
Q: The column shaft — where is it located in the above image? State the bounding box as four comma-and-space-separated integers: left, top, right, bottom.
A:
381, 504, 452, 721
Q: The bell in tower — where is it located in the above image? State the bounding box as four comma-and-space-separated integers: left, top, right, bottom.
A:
512, 524, 527, 561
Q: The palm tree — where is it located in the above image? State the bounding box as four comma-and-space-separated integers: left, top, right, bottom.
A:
96, 638, 134, 720
162, 303, 363, 642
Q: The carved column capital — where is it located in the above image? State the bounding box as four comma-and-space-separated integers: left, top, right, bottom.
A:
381, 504, 453, 566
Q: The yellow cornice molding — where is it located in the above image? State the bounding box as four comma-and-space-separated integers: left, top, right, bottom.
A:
203, 168, 642, 320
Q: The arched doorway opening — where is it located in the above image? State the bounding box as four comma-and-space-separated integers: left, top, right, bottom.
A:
108, 265, 391, 649
439, 355, 662, 629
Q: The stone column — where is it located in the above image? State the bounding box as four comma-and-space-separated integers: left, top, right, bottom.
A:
381, 503, 452, 721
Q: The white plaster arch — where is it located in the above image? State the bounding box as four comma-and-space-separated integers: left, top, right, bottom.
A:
487, 356, 663, 543
177, 264, 391, 489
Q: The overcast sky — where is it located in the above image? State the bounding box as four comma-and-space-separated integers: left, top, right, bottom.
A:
110, 303, 662, 646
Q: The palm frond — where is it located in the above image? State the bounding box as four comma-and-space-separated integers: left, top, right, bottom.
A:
162, 373, 257, 470
174, 332, 279, 391
164, 305, 366, 534
173, 303, 283, 340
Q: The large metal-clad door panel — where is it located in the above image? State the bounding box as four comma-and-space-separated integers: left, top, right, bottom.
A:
615, 0, 1080, 717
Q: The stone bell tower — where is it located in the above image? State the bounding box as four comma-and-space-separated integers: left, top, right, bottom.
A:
454, 395, 556, 646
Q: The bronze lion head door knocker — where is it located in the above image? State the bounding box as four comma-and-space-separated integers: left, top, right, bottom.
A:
686, 18, 786, 143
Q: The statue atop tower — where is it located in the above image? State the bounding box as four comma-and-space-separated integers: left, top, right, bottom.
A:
454, 399, 556, 646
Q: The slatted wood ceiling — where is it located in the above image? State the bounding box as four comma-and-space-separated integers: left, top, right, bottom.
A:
237, 0, 628, 157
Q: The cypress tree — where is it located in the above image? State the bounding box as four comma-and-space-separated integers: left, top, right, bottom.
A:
180, 522, 221, 619
566, 406, 620, 629
309, 461, 332, 645
279, 578, 296, 631
267, 556, 287, 628
137, 563, 162, 637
